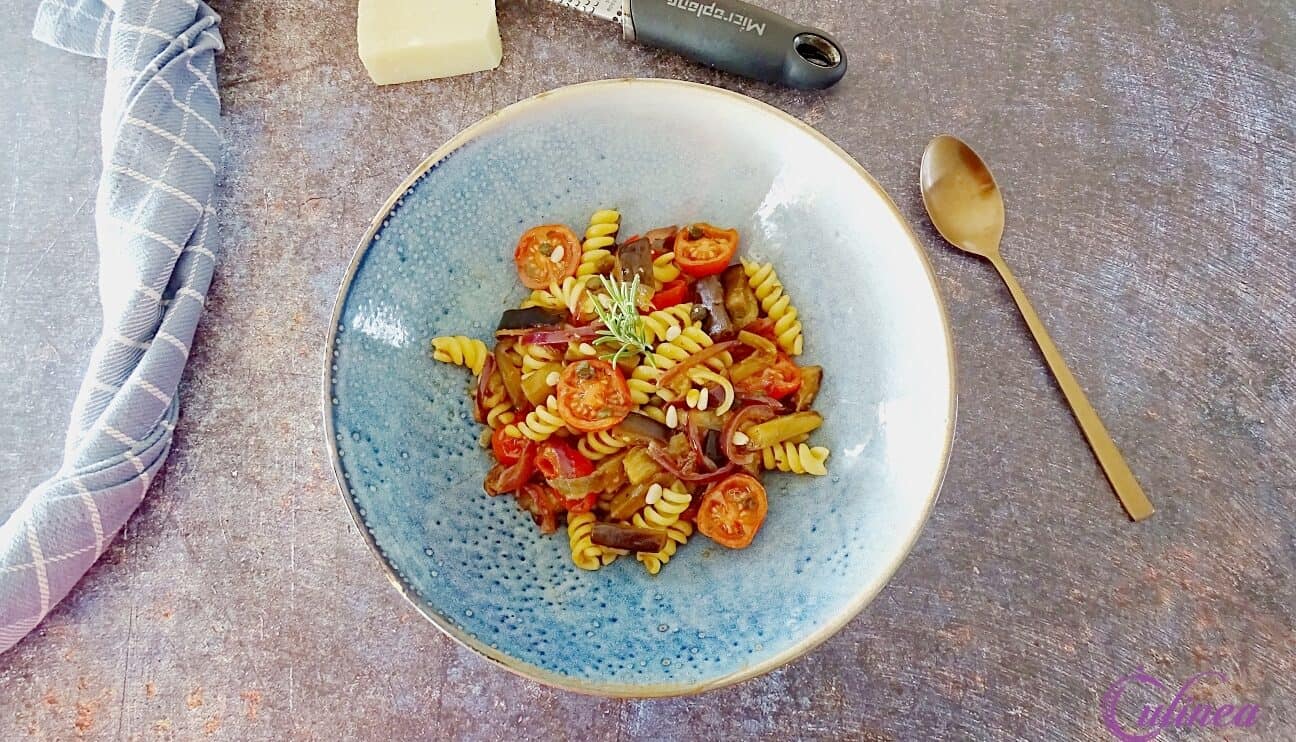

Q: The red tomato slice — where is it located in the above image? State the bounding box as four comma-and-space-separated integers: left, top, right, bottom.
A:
734, 354, 802, 400
556, 359, 632, 433
650, 279, 690, 310
536, 439, 595, 480
674, 223, 739, 277
697, 473, 768, 549
491, 426, 528, 466
514, 225, 581, 290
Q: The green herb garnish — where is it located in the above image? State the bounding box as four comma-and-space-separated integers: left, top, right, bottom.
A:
591, 275, 654, 367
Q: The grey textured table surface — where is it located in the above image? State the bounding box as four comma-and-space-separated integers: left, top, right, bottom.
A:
2, 0, 1293, 739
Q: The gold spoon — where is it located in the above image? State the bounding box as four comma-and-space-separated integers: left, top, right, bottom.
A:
920, 134, 1154, 521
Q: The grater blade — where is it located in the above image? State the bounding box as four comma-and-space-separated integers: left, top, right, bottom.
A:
545, 0, 630, 28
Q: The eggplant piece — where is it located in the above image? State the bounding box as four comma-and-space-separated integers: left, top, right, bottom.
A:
721, 264, 759, 328
645, 226, 678, 252
695, 276, 735, 339
496, 307, 566, 333
492, 341, 526, 409
616, 238, 654, 286
613, 412, 671, 443
794, 366, 823, 412
590, 522, 668, 554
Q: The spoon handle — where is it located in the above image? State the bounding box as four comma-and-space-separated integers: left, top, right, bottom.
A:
989, 255, 1155, 521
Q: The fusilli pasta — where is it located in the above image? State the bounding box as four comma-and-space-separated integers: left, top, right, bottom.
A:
639, 304, 694, 344
576, 209, 620, 277
432, 215, 826, 575
761, 442, 830, 475
431, 336, 489, 375
577, 429, 628, 460
567, 511, 604, 571
652, 251, 681, 283
509, 395, 566, 442
631, 483, 691, 530
741, 259, 804, 356
520, 343, 562, 375
637, 520, 691, 575
481, 374, 516, 429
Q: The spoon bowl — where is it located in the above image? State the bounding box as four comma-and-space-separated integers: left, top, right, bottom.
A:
920, 135, 1005, 258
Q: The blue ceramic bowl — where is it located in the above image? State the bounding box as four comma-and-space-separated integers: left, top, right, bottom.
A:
325, 79, 954, 696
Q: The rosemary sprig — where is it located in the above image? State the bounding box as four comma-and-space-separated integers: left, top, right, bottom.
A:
590, 275, 654, 367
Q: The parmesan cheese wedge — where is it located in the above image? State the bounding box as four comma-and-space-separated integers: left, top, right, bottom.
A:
357, 0, 503, 85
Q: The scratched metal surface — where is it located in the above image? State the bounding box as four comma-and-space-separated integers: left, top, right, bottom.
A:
1, 0, 1293, 739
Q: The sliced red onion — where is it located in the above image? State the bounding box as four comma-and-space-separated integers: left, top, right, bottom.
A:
684, 410, 716, 471
646, 444, 738, 483
521, 323, 604, 346
722, 403, 777, 466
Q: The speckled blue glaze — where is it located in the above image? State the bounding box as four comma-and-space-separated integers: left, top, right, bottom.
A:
326, 80, 954, 696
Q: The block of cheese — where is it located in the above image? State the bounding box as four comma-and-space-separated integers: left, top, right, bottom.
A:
358, 0, 503, 85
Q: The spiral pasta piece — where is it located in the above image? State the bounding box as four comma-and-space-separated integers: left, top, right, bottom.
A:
564, 339, 599, 362
431, 336, 489, 375
639, 403, 668, 425
518, 288, 565, 312
509, 395, 565, 442
638, 520, 692, 575
761, 442, 830, 475
520, 343, 562, 375
521, 275, 594, 319
576, 209, 620, 277
632, 483, 692, 530
653, 325, 732, 372
639, 304, 694, 344
481, 374, 516, 429
567, 512, 604, 571
741, 259, 804, 356
627, 358, 664, 405
687, 367, 735, 415
652, 251, 681, 283
577, 429, 628, 460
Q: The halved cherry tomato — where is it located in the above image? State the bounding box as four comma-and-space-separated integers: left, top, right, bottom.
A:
650, 279, 690, 310
734, 353, 802, 400
536, 439, 594, 480
491, 426, 528, 466
556, 359, 632, 433
514, 225, 581, 290
697, 473, 768, 549
674, 223, 739, 277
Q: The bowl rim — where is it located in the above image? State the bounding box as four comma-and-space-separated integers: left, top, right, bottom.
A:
322, 77, 957, 698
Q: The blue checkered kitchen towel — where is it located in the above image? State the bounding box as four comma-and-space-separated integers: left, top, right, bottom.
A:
1, 0, 223, 652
